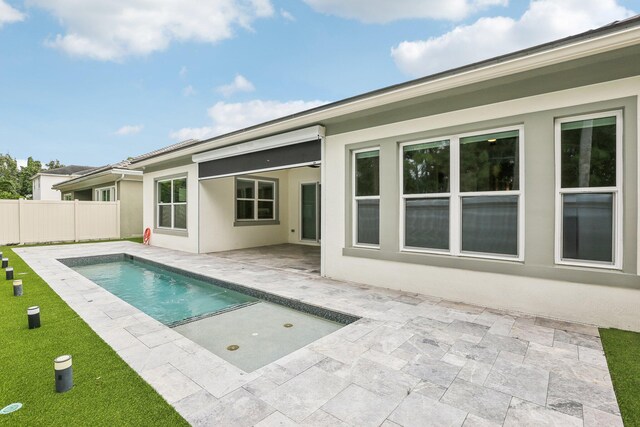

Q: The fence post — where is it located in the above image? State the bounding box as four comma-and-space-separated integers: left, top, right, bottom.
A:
74, 200, 79, 242
116, 200, 121, 239
18, 198, 24, 245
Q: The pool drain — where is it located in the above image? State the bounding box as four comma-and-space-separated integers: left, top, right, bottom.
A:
283, 323, 293, 328
227, 345, 239, 351
0, 403, 22, 415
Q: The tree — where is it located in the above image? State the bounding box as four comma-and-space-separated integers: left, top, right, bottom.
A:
0, 154, 21, 199
18, 157, 42, 198
45, 159, 65, 170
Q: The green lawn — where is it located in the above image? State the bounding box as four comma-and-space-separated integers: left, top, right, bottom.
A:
600, 328, 640, 427
0, 245, 188, 426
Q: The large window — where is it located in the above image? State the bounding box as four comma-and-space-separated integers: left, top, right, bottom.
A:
353, 149, 380, 247
555, 111, 622, 268
401, 127, 523, 260
235, 178, 276, 222
157, 177, 187, 230
95, 186, 115, 202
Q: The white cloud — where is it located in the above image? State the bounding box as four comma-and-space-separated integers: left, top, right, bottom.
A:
303, 0, 507, 23
182, 85, 196, 97
115, 124, 144, 136
179, 66, 188, 78
170, 99, 327, 140
29, 0, 275, 61
0, 0, 25, 27
16, 158, 28, 169
216, 74, 255, 97
280, 9, 295, 21
391, 0, 635, 77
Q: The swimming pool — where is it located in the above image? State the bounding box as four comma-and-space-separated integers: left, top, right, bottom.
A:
72, 258, 257, 326
64, 254, 356, 371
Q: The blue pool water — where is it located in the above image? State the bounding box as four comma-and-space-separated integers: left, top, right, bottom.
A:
73, 259, 257, 325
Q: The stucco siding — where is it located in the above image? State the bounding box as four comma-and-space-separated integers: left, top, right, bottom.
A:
323, 77, 640, 330
199, 170, 290, 253
143, 163, 199, 253
118, 180, 143, 237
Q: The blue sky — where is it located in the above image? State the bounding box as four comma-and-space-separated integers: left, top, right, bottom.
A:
0, 0, 638, 167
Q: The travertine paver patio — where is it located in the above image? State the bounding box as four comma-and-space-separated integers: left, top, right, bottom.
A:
16, 242, 622, 426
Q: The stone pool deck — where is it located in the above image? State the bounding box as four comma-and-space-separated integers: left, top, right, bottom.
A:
16, 242, 622, 427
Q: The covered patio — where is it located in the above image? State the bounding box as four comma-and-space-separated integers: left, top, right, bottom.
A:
210, 243, 321, 275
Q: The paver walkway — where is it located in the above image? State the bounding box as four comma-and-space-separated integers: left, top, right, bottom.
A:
16, 242, 622, 426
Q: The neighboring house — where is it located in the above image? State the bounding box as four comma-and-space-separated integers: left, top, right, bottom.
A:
53, 160, 143, 237
31, 165, 94, 200
130, 17, 640, 331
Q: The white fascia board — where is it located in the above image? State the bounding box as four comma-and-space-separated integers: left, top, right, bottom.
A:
133, 26, 640, 169
191, 125, 325, 163
110, 168, 142, 176
53, 168, 141, 190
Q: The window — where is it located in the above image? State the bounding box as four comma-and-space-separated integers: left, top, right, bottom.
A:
353, 149, 380, 247
235, 178, 277, 222
400, 127, 523, 260
95, 186, 115, 202
157, 177, 187, 230
555, 111, 622, 268
63, 193, 73, 201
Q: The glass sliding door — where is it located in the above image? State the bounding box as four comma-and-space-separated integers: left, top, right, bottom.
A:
301, 182, 320, 242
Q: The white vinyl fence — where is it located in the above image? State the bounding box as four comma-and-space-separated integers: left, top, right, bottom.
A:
0, 200, 120, 245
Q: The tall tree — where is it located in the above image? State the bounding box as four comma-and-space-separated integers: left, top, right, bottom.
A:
45, 159, 65, 170
0, 154, 21, 199
18, 157, 42, 198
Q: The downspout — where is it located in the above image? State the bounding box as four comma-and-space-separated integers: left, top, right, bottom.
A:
114, 173, 126, 201
114, 173, 125, 238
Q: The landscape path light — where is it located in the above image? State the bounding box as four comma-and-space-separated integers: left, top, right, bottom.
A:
28, 306, 40, 329
54, 355, 73, 393
6, 267, 13, 280
12, 279, 22, 296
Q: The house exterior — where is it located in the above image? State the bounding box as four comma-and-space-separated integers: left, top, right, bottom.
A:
53, 161, 143, 238
31, 165, 94, 200
130, 17, 640, 331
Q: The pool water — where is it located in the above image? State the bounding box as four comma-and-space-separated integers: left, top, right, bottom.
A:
73, 259, 257, 325
71, 257, 347, 371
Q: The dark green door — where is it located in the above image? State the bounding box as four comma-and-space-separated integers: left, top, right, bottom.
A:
301, 183, 320, 241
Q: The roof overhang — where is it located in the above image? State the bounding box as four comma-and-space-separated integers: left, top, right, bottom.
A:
130, 19, 640, 169
53, 169, 142, 191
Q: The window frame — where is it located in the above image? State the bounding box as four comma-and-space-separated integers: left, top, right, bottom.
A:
554, 110, 623, 270
62, 193, 73, 201
399, 125, 525, 261
95, 186, 115, 202
352, 147, 381, 249
234, 177, 278, 224
156, 177, 187, 230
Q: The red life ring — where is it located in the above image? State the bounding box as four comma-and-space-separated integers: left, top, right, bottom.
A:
143, 228, 151, 245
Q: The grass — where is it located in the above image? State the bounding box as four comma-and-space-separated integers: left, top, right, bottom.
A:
0, 245, 188, 426
600, 328, 640, 427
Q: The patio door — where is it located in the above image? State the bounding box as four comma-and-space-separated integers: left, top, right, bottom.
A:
301, 182, 320, 242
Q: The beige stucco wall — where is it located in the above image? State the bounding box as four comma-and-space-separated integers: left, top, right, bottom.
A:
143, 163, 199, 253
118, 180, 143, 237
323, 76, 640, 331
199, 170, 290, 253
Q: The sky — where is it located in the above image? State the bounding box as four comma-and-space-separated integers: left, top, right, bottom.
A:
0, 0, 638, 168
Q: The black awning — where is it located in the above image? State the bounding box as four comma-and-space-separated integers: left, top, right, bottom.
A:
198, 139, 321, 179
